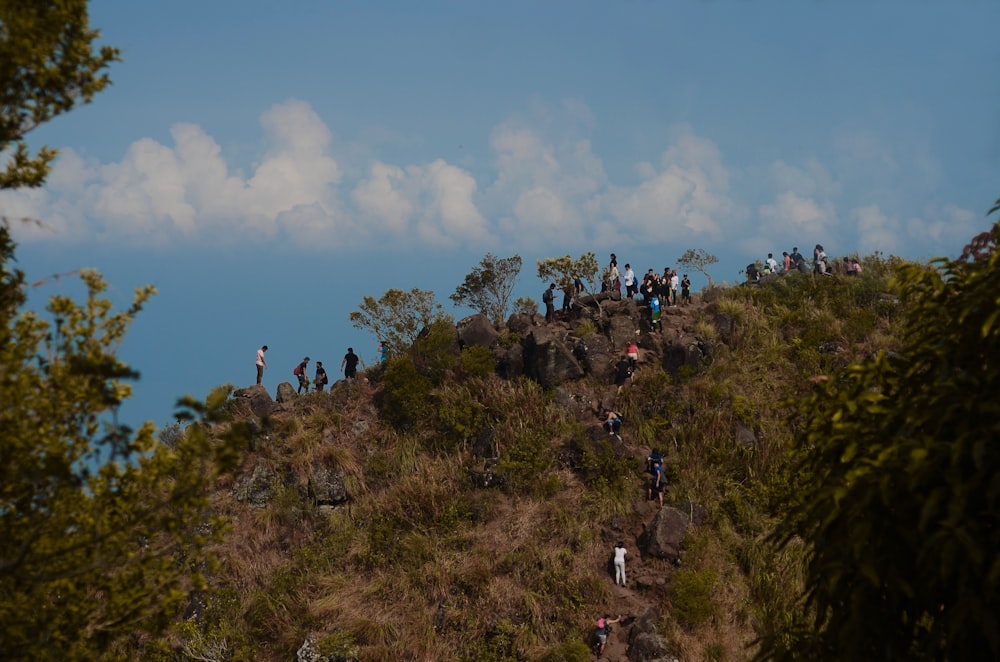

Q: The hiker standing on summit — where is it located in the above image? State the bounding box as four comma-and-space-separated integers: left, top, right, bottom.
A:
294, 356, 310, 393
255, 345, 268, 385
341, 347, 360, 379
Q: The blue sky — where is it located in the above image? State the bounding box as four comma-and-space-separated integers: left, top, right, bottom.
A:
5, 0, 1000, 429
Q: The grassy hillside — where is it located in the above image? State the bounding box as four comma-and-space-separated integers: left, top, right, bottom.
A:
166, 255, 906, 662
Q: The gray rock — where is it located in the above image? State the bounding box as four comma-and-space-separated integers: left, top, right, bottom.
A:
457, 313, 499, 348
276, 381, 296, 403
627, 608, 676, 662
735, 422, 756, 448
493, 344, 524, 379
523, 326, 584, 387
608, 314, 638, 352
308, 465, 348, 506
645, 506, 689, 561
234, 462, 276, 508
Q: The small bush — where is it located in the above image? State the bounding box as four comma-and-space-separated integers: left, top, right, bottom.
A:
379, 357, 433, 430
461, 345, 496, 378
575, 320, 598, 338
671, 566, 718, 626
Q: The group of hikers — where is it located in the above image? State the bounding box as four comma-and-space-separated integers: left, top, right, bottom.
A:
254, 342, 390, 392
543, 252, 693, 325
746, 245, 863, 283
591, 447, 666, 656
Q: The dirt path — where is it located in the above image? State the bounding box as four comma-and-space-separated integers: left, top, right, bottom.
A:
591, 498, 676, 661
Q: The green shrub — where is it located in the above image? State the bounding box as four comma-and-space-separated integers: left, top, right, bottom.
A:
575, 320, 598, 338
461, 345, 496, 378
671, 566, 718, 626
379, 357, 433, 430
411, 317, 460, 383
538, 638, 591, 661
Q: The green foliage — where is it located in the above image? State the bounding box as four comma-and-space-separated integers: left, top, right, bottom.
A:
378, 357, 433, 430
677, 248, 719, 286
450, 253, 522, 324
349, 287, 447, 353
575, 438, 635, 497
760, 220, 1000, 661
410, 316, 459, 384
0, 0, 119, 190
0, 253, 248, 660
512, 296, 537, 316
496, 428, 558, 497
537, 638, 592, 661
461, 345, 496, 378
671, 567, 718, 626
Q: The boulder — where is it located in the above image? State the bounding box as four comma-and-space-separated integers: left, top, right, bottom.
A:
522, 326, 584, 387
493, 344, 524, 379
735, 422, 756, 448
505, 312, 536, 335
644, 506, 689, 561
234, 462, 276, 509
308, 465, 349, 506
276, 381, 296, 403
457, 313, 499, 349
627, 608, 676, 662
232, 384, 277, 418
608, 314, 639, 352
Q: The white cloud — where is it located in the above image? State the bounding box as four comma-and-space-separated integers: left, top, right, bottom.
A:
0, 97, 977, 265
758, 191, 836, 236
906, 203, 980, 255
601, 126, 732, 239
852, 204, 900, 254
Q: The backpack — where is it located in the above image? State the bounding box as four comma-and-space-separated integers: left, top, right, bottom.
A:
293, 363, 303, 376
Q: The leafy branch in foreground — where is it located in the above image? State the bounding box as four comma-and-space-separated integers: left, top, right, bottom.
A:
0, 240, 247, 661
759, 216, 1000, 661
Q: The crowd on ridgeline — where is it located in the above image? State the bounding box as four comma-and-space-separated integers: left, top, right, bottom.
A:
253, 342, 390, 394
744, 244, 863, 283
544, 252, 693, 328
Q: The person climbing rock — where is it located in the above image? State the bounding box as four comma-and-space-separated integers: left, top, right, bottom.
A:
613, 541, 627, 587
594, 614, 621, 657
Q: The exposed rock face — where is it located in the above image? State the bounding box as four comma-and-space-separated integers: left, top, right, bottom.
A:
522, 326, 585, 387
232, 384, 276, 418
276, 381, 296, 403
644, 506, 689, 562
234, 463, 277, 509
296, 634, 358, 662
457, 313, 499, 348
492, 344, 524, 379
627, 608, 676, 662
308, 465, 348, 506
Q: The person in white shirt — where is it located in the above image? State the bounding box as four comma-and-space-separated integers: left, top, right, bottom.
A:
624, 264, 637, 299
765, 253, 779, 274
255, 345, 268, 385
613, 541, 628, 586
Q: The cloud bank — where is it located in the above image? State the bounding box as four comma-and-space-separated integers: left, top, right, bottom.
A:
0, 98, 979, 259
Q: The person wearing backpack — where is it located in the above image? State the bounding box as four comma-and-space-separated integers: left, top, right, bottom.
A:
293, 357, 310, 393
648, 460, 665, 508
594, 614, 621, 657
